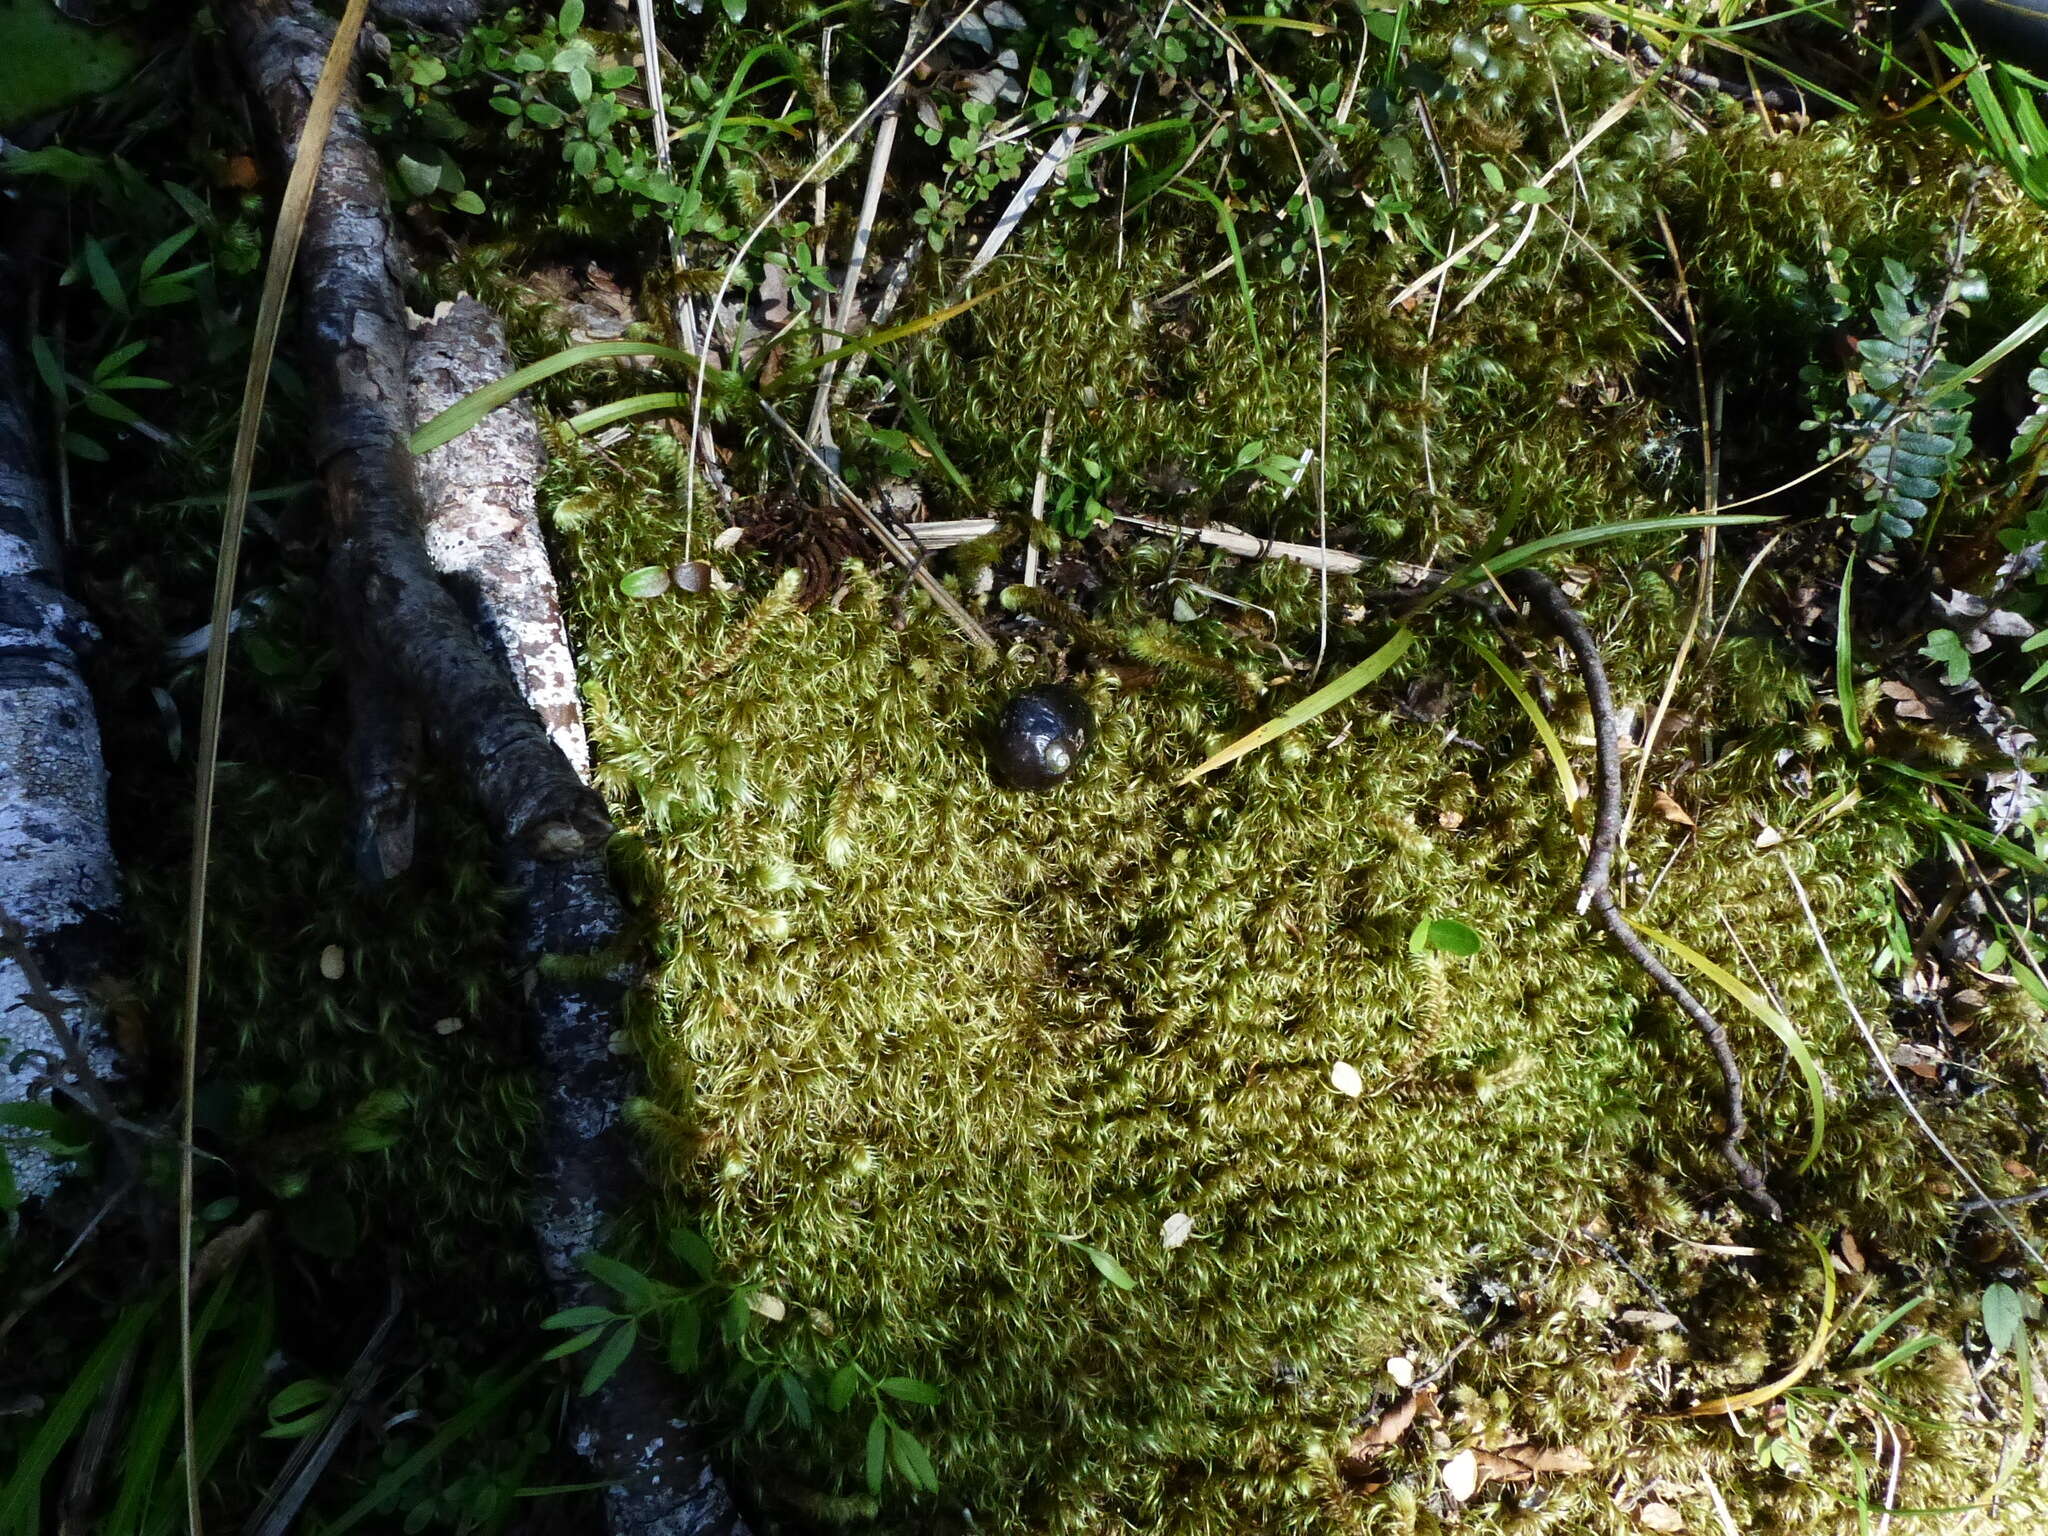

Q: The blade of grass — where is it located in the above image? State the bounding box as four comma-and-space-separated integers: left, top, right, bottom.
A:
183, 5, 369, 1532
1177, 627, 1415, 784
1448, 513, 1777, 590
1953, 297, 2048, 384
779, 282, 1013, 381
0, 1294, 159, 1529
320, 1361, 543, 1536
865, 355, 973, 498
563, 392, 690, 436
1621, 915, 1827, 1172
1837, 554, 1863, 753
1463, 632, 1579, 812
407, 341, 728, 454
145, 1267, 274, 1536
1164, 180, 1260, 345
1673, 1233, 1844, 1415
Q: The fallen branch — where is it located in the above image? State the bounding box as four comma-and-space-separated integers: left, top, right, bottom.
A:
0, 283, 123, 1207
224, 0, 609, 863
408, 296, 591, 780
1505, 567, 1780, 1219
1115, 513, 1369, 574
408, 294, 750, 1532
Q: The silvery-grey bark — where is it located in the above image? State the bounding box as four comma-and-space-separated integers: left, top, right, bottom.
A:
223, 0, 610, 863
407, 296, 590, 780
408, 294, 746, 1534
0, 295, 121, 1204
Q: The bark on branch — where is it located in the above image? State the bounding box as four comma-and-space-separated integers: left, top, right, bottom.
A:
0, 280, 122, 1206
223, 0, 609, 863
404, 298, 746, 1531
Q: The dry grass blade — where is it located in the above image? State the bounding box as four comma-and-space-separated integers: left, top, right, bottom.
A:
1389, 74, 1659, 311
1177, 627, 1416, 784
757, 398, 995, 655
180, 3, 371, 1529
683, 10, 969, 529
1670, 1236, 1854, 1416
1778, 853, 2048, 1274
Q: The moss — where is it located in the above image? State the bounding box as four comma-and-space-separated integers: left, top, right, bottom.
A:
524, 23, 2048, 1525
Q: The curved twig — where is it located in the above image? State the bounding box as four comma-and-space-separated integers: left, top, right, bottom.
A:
1505, 568, 1782, 1220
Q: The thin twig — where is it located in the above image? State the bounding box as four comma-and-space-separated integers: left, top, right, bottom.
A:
1177, 0, 1332, 672
1023, 406, 1054, 588
1779, 851, 2047, 1272
758, 399, 995, 655
684, 10, 972, 531
1506, 567, 1780, 1218
1390, 73, 1660, 311
1961, 1187, 2048, 1211
805, 10, 930, 445
955, 67, 1109, 292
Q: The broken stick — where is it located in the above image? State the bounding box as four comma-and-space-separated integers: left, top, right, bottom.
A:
224, 0, 609, 862
1505, 567, 1781, 1220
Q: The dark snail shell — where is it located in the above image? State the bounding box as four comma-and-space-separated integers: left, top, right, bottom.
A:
989, 684, 1094, 790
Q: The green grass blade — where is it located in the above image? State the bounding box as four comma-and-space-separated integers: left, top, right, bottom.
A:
779, 282, 1012, 382
1837, 555, 1863, 754
145, 1268, 276, 1536
406, 341, 722, 454
1178, 626, 1415, 784
1954, 299, 2048, 385
563, 392, 691, 436
1449, 513, 1778, 590
1165, 179, 1259, 346
320, 1361, 542, 1535
1621, 916, 1828, 1173
865, 356, 974, 497
1463, 632, 1579, 812
0, 1295, 160, 1530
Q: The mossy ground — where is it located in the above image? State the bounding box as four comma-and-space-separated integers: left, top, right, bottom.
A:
524, 47, 2048, 1530
10, 4, 2048, 1531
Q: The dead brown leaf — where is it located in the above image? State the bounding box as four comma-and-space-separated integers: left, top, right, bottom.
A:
1469, 1443, 1597, 1487
1345, 1392, 1418, 1456
1652, 789, 1696, 828
1840, 1230, 1865, 1274
1638, 1500, 1685, 1532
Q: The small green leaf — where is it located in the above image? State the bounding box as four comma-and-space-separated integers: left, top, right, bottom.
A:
267, 1379, 333, 1420
1921, 628, 1973, 687
826, 1362, 861, 1413
1512, 185, 1553, 204
558, 0, 584, 32
582, 1323, 636, 1395
542, 1306, 619, 1330
579, 1252, 657, 1310
889, 1425, 938, 1491
542, 1325, 607, 1361
620, 565, 672, 599
663, 1297, 702, 1372
1068, 1240, 1136, 1290
876, 1376, 941, 1406
1984, 1283, 2025, 1355
666, 1226, 717, 1282
396, 153, 443, 198
450, 190, 486, 215
865, 1413, 888, 1494
779, 1370, 813, 1430
82, 237, 127, 315
1409, 918, 1482, 957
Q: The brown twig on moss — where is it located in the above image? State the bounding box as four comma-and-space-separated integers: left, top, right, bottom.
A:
1504, 567, 1782, 1220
